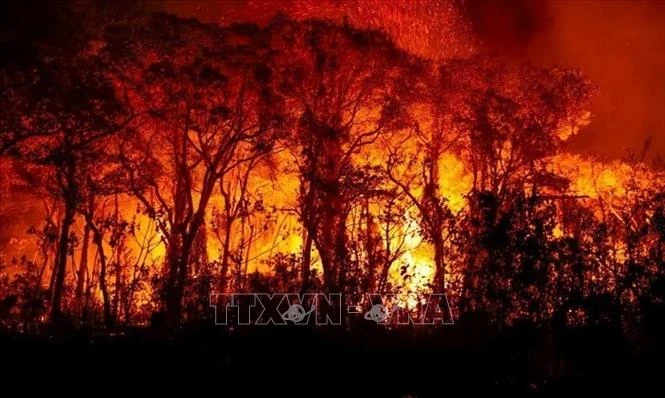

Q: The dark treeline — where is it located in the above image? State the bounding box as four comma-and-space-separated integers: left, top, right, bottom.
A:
0, 1, 663, 350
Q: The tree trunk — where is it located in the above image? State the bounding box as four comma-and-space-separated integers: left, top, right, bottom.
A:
164, 232, 195, 327
165, 185, 213, 327
301, 231, 313, 291
220, 215, 233, 291
426, 150, 446, 292
378, 262, 391, 294
362, 200, 381, 293
334, 214, 349, 294
50, 199, 75, 325
112, 194, 122, 321
165, 237, 183, 327
75, 222, 90, 316
91, 225, 112, 328
432, 234, 446, 292
311, 210, 348, 294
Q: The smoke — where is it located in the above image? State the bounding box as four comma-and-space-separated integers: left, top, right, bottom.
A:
464, 0, 665, 159
135, 1, 665, 159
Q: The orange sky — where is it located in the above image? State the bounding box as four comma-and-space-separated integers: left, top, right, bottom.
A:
467, 0, 665, 160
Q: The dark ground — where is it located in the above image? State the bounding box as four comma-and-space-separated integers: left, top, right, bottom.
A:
2, 314, 663, 397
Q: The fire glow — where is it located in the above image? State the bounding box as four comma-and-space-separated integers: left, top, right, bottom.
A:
0, 0, 663, 330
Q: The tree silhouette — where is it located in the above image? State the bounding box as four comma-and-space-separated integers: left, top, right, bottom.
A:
106, 15, 285, 325
268, 16, 412, 295
0, 4, 135, 325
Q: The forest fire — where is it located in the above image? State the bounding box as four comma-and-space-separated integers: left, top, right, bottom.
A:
0, 0, 663, 394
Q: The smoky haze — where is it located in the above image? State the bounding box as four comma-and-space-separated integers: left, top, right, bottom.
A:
111, 0, 665, 160
462, 0, 665, 159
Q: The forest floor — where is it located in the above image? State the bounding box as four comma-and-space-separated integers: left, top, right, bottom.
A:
1, 317, 662, 396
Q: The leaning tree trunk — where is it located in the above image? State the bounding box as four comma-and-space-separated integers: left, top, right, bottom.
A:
89, 222, 112, 328
219, 214, 234, 291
